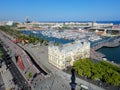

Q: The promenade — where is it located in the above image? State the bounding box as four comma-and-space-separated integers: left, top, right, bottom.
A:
0, 72, 5, 90
0, 30, 105, 90
20, 44, 71, 90
22, 44, 105, 90
0, 63, 14, 90
0, 31, 46, 89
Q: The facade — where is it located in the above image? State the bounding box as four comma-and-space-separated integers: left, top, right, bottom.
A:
48, 39, 90, 69
6, 21, 13, 26
0, 21, 13, 26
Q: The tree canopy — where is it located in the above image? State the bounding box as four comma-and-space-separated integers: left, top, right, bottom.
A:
73, 58, 120, 86
0, 26, 48, 45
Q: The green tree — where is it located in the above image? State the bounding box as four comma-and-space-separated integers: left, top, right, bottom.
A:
27, 72, 32, 79
73, 58, 120, 86
78, 69, 83, 76
12, 22, 19, 27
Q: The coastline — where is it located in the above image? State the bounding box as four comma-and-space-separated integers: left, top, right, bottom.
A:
98, 45, 120, 66
91, 37, 120, 67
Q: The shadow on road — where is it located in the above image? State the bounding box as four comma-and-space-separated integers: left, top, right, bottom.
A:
70, 68, 77, 90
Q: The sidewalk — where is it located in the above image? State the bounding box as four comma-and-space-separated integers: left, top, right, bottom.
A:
0, 63, 15, 90
23, 44, 105, 90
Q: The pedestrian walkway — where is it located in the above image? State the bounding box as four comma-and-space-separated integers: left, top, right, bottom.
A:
0, 63, 15, 90
23, 44, 105, 90
0, 72, 5, 90
0, 31, 45, 89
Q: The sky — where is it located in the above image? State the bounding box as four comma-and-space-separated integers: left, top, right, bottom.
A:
0, 0, 120, 21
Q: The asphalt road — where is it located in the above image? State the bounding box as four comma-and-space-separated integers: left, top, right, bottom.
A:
1, 44, 30, 90
0, 30, 106, 90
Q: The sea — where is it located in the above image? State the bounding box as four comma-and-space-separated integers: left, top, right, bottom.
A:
92, 21, 120, 25
40, 21, 120, 25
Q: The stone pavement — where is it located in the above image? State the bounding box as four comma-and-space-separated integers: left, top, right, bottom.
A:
23, 44, 105, 90
0, 63, 15, 90
0, 31, 46, 89
0, 72, 5, 90
0, 31, 105, 90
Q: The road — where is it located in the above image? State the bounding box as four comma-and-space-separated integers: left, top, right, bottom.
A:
0, 30, 106, 90
23, 44, 105, 90
0, 31, 33, 89
1, 43, 30, 89
0, 30, 47, 89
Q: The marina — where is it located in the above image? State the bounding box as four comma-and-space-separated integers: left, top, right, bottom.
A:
22, 30, 102, 43
1, 0, 120, 89
22, 30, 120, 65
22, 30, 74, 44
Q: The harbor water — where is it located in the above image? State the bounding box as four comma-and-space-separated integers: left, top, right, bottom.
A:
22, 30, 120, 64
98, 45, 120, 64
21, 30, 74, 44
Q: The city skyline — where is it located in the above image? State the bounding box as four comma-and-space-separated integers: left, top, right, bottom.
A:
0, 0, 120, 21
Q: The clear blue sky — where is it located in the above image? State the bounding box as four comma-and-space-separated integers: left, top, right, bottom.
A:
0, 0, 120, 21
